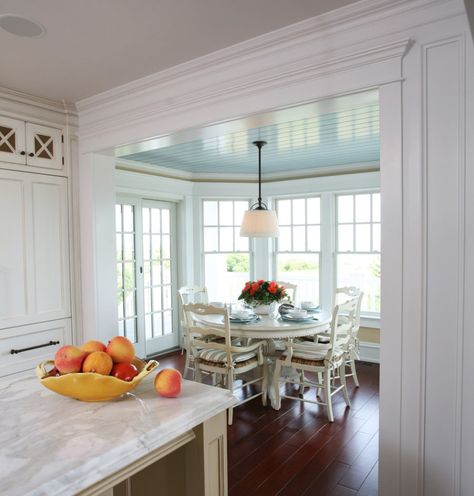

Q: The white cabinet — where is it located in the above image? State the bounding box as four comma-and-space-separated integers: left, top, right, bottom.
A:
0, 115, 64, 171
0, 169, 70, 330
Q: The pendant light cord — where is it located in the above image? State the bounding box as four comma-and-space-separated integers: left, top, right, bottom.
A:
253, 140, 266, 210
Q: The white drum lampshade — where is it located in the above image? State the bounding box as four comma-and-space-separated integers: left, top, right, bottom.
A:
240, 209, 279, 237
239, 140, 279, 238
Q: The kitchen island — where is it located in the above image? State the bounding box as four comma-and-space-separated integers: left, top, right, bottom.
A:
0, 372, 235, 496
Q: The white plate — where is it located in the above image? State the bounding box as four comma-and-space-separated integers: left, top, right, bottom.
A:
281, 314, 315, 323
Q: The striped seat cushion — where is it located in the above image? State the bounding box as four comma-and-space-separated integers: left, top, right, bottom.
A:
196, 348, 257, 364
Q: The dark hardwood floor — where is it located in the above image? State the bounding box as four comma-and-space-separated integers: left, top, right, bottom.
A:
157, 352, 379, 496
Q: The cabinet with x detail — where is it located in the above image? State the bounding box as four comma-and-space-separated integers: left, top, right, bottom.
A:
0, 115, 64, 171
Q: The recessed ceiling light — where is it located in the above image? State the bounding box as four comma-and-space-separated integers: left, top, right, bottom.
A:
0, 14, 45, 38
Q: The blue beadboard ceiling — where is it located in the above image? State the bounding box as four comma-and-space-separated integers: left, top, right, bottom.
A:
116, 91, 379, 176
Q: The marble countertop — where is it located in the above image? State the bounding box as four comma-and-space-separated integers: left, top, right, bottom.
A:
0, 372, 235, 496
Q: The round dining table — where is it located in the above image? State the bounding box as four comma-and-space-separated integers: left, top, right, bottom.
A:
197, 310, 332, 408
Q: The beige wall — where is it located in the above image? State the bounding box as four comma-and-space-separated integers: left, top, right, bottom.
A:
359, 326, 380, 344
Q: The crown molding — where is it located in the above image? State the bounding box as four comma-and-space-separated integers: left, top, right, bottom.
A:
76, 0, 442, 114
0, 85, 77, 115
0, 85, 78, 128
115, 158, 379, 184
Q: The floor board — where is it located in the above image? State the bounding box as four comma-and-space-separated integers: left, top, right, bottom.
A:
155, 351, 379, 495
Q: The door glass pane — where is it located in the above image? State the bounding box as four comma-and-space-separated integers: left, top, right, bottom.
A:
142, 207, 150, 233
153, 313, 162, 337
163, 285, 172, 309
163, 260, 171, 284
123, 234, 134, 260
151, 261, 161, 286
152, 287, 162, 311
151, 209, 160, 233
162, 234, 170, 258
162, 209, 170, 233
123, 205, 134, 232
145, 314, 152, 339
115, 205, 122, 232
163, 311, 172, 335
151, 234, 161, 259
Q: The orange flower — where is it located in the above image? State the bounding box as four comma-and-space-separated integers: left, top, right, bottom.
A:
249, 282, 260, 296
268, 281, 278, 294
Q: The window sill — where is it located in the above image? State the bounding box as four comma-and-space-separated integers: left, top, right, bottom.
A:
360, 315, 380, 329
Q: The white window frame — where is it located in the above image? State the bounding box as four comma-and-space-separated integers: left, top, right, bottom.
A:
200, 198, 255, 300
273, 195, 322, 304
269, 188, 380, 327
334, 189, 381, 320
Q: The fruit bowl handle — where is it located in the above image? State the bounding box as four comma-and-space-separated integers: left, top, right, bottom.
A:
145, 359, 159, 372
36, 360, 55, 380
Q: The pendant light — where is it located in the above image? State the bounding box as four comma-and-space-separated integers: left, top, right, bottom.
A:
240, 140, 279, 237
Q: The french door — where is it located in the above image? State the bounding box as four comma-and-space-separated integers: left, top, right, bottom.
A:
116, 198, 179, 357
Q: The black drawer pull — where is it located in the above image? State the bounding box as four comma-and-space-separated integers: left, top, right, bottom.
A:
10, 340, 60, 355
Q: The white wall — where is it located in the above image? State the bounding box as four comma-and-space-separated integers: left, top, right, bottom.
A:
76, 1, 474, 494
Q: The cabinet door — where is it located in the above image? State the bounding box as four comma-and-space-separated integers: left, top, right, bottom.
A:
0, 170, 70, 329
0, 116, 26, 165
26, 122, 63, 170
31, 175, 70, 320
0, 173, 29, 322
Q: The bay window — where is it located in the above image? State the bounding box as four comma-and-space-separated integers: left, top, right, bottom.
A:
202, 199, 252, 302
275, 197, 321, 304
336, 192, 381, 314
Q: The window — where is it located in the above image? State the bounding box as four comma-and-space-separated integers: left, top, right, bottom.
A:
276, 197, 321, 304
336, 192, 380, 314
116, 204, 138, 342
202, 200, 251, 302
116, 199, 179, 356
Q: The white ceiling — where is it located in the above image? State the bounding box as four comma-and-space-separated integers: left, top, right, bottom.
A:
0, 0, 358, 103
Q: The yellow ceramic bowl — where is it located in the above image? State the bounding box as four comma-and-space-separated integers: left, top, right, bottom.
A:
36, 357, 159, 402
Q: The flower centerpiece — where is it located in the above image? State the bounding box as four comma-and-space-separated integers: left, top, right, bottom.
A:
238, 280, 288, 315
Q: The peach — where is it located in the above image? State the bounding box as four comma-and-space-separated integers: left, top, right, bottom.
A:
80, 340, 106, 353
82, 351, 113, 375
54, 345, 87, 374
106, 336, 135, 363
154, 368, 182, 398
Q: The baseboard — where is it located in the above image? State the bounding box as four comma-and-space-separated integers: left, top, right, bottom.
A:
359, 341, 380, 363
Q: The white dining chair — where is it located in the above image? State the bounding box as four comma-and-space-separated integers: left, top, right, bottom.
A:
272, 295, 358, 422
183, 303, 268, 425
178, 286, 208, 378
334, 286, 363, 387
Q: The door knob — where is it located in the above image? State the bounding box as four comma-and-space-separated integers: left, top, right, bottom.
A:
20, 151, 26, 155
28, 152, 34, 157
